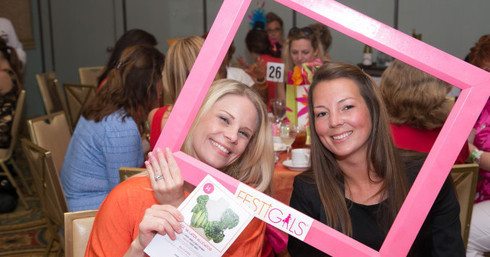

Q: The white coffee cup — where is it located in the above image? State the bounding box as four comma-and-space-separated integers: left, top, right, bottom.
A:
291, 148, 310, 167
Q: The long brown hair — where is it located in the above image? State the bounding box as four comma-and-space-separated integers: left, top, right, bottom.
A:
307, 62, 408, 236
82, 45, 164, 134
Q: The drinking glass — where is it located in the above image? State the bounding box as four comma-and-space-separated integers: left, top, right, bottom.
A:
291, 125, 306, 148
280, 123, 298, 160
271, 99, 286, 124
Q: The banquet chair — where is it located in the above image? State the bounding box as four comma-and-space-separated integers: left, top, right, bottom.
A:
21, 138, 67, 256
63, 83, 96, 128
64, 210, 97, 257
36, 72, 69, 119
449, 163, 479, 247
0, 90, 31, 210
27, 111, 71, 175
78, 66, 103, 86
119, 166, 145, 183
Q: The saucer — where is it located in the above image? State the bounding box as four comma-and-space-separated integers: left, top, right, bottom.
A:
282, 159, 310, 171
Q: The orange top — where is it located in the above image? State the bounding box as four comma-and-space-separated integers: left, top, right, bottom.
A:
85, 176, 266, 257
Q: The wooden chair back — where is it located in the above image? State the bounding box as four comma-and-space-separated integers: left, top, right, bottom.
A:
36, 72, 68, 116
450, 163, 479, 247
27, 111, 72, 175
63, 83, 96, 127
78, 66, 103, 86
21, 139, 67, 244
119, 166, 145, 183
64, 210, 97, 257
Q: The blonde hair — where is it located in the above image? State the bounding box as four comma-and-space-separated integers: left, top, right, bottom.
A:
182, 79, 273, 192
162, 36, 204, 105
380, 60, 452, 130
282, 27, 320, 75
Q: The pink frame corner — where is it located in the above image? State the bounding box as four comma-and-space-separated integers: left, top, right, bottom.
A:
154, 0, 490, 256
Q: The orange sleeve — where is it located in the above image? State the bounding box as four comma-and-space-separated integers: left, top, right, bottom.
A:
224, 218, 266, 257
85, 177, 151, 257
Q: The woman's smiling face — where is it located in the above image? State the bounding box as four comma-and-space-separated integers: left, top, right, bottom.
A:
312, 78, 372, 160
192, 94, 258, 169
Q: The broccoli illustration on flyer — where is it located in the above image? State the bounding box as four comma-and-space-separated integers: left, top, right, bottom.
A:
144, 175, 254, 257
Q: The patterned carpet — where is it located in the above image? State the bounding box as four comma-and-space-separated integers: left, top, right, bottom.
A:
0, 197, 60, 256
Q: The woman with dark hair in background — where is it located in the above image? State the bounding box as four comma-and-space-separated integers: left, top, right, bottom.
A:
243, 23, 283, 105
61, 45, 164, 211
97, 28, 158, 90
288, 62, 464, 256
266, 12, 284, 58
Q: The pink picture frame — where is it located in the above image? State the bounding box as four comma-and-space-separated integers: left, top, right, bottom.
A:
154, 0, 490, 256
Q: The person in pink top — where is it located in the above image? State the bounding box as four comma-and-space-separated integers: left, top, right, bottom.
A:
466, 34, 490, 257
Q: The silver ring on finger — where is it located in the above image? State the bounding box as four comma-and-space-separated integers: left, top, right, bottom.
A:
154, 175, 164, 182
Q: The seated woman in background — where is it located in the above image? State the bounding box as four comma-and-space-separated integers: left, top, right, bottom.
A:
0, 38, 22, 149
148, 36, 203, 150
288, 62, 464, 256
97, 28, 157, 91
243, 23, 282, 104
266, 12, 284, 58
379, 59, 469, 164
85, 79, 274, 256
465, 34, 490, 257
61, 45, 164, 211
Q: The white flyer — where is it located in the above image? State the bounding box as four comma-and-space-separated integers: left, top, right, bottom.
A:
144, 175, 254, 257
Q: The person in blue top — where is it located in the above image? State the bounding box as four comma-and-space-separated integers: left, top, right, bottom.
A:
61, 45, 164, 211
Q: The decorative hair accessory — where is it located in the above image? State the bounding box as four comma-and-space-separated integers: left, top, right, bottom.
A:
248, 1, 266, 30
116, 61, 123, 70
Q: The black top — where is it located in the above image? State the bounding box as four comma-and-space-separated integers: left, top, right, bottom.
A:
288, 155, 465, 257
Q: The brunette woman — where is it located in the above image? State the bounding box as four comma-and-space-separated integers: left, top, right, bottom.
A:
288, 62, 464, 256
61, 45, 164, 211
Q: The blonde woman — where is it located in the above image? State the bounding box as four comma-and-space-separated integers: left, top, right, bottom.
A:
86, 79, 274, 257
148, 36, 204, 149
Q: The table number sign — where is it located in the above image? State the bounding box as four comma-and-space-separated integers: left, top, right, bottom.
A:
266, 62, 285, 83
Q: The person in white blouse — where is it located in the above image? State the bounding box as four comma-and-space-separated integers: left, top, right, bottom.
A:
0, 18, 26, 66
